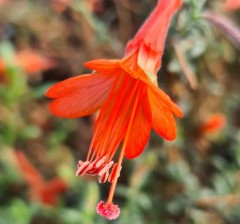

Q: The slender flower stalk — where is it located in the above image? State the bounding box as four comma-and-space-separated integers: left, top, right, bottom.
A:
47, 0, 183, 220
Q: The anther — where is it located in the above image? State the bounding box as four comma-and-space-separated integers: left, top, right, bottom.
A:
98, 171, 109, 183
93, 155, 107, 168
76, 161, 93, 176
108, 163, 122, 183
98, 161, 114, 176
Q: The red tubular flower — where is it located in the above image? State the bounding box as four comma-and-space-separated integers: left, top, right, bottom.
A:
46, 0, 183, 219
15, 151, 68, 206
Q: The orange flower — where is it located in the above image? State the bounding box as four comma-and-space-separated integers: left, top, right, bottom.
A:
0, 49, 54, 84
0, 50, 54, 77
15, 151, 67, 206
223, 0, 240, 11
15, 50, 55, 74
47, 0, 183, 219
200, 113, 226, 135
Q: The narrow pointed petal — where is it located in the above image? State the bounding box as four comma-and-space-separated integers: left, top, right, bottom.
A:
84, 59, 119, 73
125, 88, 152, 159
46, 73, 111, 98
46, 73, 116, 118
149, 83, 183, 118
147, 88, 177, 140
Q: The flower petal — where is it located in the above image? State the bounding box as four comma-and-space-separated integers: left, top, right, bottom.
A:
119, 51, 150, 84
84, 59, 119, 73
46, 73, 116, 118
147, 87, 177, 140
125, 88, 152, 159
149, 83, 183, 118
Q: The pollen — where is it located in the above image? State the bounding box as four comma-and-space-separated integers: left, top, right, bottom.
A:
76, 155, 115, 183
96, 201, 120, 220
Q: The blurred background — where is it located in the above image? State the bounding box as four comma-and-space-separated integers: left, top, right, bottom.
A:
0, 0, 240, 223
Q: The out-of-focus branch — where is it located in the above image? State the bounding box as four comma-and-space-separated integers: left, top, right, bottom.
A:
202, 11, 240, 50
114, 0, 134, 44
172, 41, 198, 89
195, 194, 240, 207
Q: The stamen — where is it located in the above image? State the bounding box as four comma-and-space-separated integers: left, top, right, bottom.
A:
87, 166, 103, 175
77, 160, 83, 167
104, 77, 140, 162
79, 78, 144, 218
76, 156, 114, 181
106, 145, 125, 204
108, 163, 122, 183
76, 161, 93, 176
98, 161, 114, 177
106, 83, 143, 204
93, 155, 107, 168
98, 172, 109, 184
87, 75, 122, 162
97, 75, 133, 158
